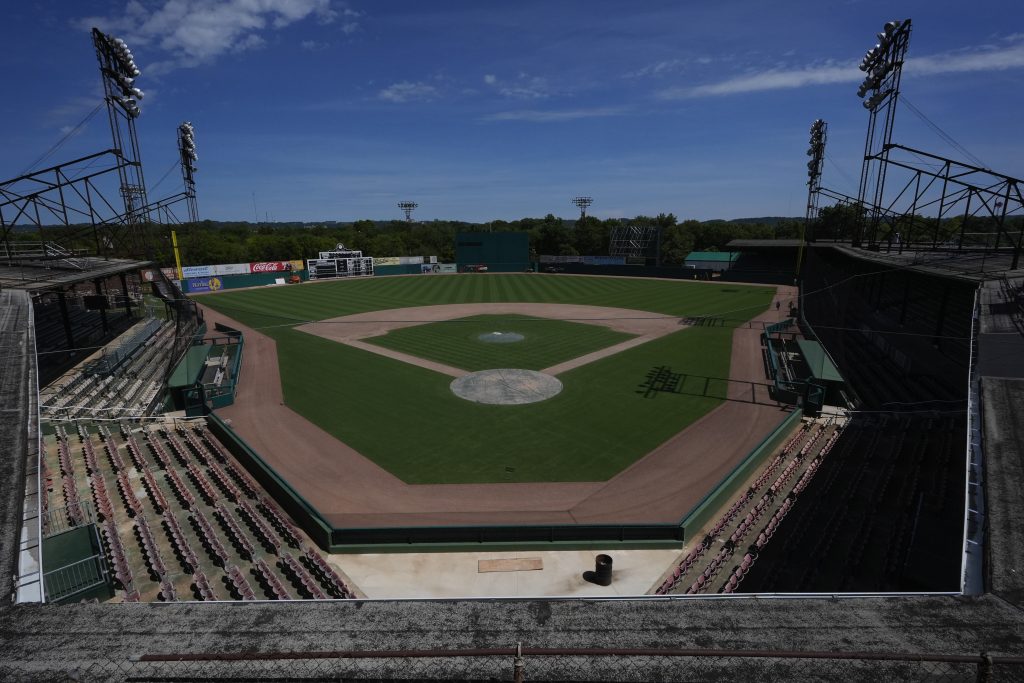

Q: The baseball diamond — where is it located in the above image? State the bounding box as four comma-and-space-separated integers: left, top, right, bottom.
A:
197, 273, 793, 549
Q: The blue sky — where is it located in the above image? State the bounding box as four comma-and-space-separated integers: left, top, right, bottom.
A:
4, 1, 1024, 222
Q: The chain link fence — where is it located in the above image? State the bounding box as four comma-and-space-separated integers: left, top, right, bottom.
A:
2, 647, 1023, 682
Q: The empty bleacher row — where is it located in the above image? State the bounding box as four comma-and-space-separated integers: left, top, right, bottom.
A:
653, 418, 842, 596
42, 418, 360, 602
738, 414, 965, 592
41, 319, 177, 420
85, 317, 164, 376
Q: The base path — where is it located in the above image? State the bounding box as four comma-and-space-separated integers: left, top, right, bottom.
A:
202, 285, 797, 528
296, 303, 684, 378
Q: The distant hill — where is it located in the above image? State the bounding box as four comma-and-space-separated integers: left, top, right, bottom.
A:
703, 217, 801, 226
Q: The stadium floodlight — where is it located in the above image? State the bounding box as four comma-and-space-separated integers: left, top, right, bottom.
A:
571, 196, 593, 219
856, 18, 911, 111
398, 200, 418, 222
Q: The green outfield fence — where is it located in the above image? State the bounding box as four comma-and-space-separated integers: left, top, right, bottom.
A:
208, 405, 801, 553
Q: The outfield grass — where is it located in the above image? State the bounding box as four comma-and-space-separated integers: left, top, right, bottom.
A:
200, 274, 775, 484
363, 314, 636, 372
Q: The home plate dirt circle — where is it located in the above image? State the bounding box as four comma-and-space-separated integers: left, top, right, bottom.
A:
450, 369, 563, 405
478, 331, 525, 343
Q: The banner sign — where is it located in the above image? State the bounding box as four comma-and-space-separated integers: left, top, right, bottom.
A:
399, 256, 424, 265
187, 277, 223, 292
160, 267, 177, 280
420, 263, 457, 274
249, 261, 294, 273
373, 256, 400, 266
289, 259, 305, 272
181, 265, 214, 278
214, 263, 251, 276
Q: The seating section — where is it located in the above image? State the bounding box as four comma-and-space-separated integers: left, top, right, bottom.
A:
41, 319, 178, 420
654, 419, 843, 596
42, 419, 361, 603
739, 415, 965, 592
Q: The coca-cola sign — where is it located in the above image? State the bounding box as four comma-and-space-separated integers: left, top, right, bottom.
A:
250, 261, 292, 273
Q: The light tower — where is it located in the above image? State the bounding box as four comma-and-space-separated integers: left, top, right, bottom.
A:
398, 201, 418, 222
855, 18, 912, 247
177, 121, 198, 224
572, 196, 593, 220
91, 27, 149, 234
799, 119, 827, 274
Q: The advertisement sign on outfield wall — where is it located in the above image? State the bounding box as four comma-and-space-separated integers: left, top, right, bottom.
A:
374, 256, 401, 266
249, 261, 295, 273
420, 263, 457, 273
214, 263, 252, 276
187, 277, 223, 292
181, 265, 214, 278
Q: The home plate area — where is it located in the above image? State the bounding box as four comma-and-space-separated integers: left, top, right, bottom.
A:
450, 369, 563, 405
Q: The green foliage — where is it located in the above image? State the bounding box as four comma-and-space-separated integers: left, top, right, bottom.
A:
21, 212, 815, 267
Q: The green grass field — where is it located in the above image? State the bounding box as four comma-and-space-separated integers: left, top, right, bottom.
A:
200, 274, 775, 484
364, 314, 636, 372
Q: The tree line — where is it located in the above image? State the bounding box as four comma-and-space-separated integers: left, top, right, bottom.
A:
151, 214, 803, 268
20, 204, 1018, 269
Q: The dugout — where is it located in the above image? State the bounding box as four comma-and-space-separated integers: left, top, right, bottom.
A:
456, 232, 530, 272
166, 325, 244, 415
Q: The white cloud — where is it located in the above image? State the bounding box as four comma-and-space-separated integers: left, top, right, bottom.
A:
482, 73, 552, 99
658, 39, 1024, 99
301, 39, 328, 51
232, 33, 266, 53
623, 59, 687, 79
483, 107, 628, 123
77, 0, 344, 72
907, 41, 1024, 75
659, 62, 859, 99
378, 81, 438, 103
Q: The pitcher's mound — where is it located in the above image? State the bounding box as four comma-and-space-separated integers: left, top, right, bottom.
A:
450, 369, 563, 405
478, 331, 524, 343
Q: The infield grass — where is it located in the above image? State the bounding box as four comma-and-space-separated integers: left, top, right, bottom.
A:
200, 274, 776, 483
363, 314, 636, 372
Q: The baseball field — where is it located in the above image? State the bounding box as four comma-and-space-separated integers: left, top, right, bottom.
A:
199, 274, 776, 485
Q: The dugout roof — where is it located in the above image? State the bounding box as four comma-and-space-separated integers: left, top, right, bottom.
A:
796, 339, 844, 383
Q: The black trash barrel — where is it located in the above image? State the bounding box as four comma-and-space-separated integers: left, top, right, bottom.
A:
583, 554, 613, 586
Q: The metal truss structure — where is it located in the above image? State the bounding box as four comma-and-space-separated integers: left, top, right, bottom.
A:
0, 28, 198, 264
572, 196, 593, 220
856, 19, 912, 247
862, 144, 1024, 266
609, 224, 660, 261
803, 18, 1024, 271
398, 201, 418, 222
